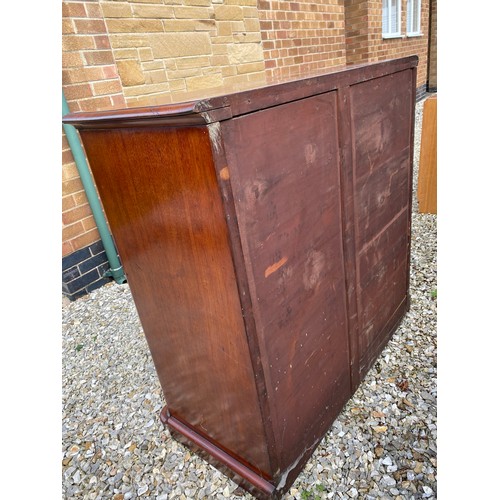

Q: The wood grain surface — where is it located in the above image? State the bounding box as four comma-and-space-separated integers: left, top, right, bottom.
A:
417, 95, 437, 214
349, 69, 414, 377
79, 125, 272, 478
64, 56, 418, 499
222, 93, 351, 479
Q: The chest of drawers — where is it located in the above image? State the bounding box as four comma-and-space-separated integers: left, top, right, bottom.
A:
63, 55, 418, 499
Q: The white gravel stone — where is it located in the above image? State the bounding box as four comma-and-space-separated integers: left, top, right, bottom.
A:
62, 96, 436, 499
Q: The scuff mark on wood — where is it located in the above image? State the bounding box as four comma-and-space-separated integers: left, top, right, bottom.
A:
219, 166, 230, 180
207, 122, 222, 155
265, 256, 288, 278
303, 249, 325, 290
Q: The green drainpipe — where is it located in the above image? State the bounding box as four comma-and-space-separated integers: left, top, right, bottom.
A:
62, 91, 126, 284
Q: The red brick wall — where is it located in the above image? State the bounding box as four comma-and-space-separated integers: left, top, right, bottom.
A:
258, 0, 346, 80
345, 0, 369, 66
428, 0, 437, 90
62, 1, 125, 257
345, 0, 430, 89
367, 0, 429, 88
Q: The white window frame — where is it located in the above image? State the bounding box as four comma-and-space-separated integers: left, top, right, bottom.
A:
382, 0, 402, 38
406, 0, 422, 36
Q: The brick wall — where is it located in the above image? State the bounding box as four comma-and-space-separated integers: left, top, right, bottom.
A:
62, 0, 434, 298
102, 0, 268, 107
62, 0, 269, 299
367, 0, 429, 89
427, 0, 437, 91
345, 0, 369, 66
345, 0, 430, 91
258, 0, 346, 80
62, 0, 125, 262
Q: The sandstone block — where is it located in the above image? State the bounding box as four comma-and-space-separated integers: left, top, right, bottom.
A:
175, 56, 211, 69
132, 4, 174, 18
228, 42, 264, 64
185, 73, 223, 92
138, 48, 154, 62
244, 17, 261, 32
217, 21, 232, 36
236, 60, 265, 74
214, 5, 243, 20
233, 33, 262, 43
169, 79, 187, 92
100, 2, 132, 18
225, 0, 258, 6
116, 60, 146, 86
114, 48, 139, 60
106, 19, 164, 33
185, 0, 211, 5
162, 20, 197, 32
109, 34, 150, 48
123, 82, 169, 97
142, 60, 164, 71
150, 32, 212, 58
148, 70, 168, 84
173, 6, 214, 19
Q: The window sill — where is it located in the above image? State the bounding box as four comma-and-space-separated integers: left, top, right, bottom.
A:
382, 32, 423, 40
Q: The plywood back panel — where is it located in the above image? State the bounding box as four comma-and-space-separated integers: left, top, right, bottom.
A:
223, 93, 351, 473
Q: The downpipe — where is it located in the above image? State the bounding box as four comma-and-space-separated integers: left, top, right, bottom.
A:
62, 91, 126, 284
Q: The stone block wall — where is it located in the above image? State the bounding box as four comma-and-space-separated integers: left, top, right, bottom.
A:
101, 0, 268, 107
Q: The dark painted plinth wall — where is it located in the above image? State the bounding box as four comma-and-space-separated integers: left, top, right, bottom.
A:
416, 83, 429, 101
62, 240, 115, 301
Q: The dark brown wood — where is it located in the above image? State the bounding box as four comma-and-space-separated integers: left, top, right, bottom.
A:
348, 68, 414, 378
221, 92, 352, 480
337, 85, 362, 392
78, 125, 272, 478
63, 56, 418, 499
160, 407, 275, 499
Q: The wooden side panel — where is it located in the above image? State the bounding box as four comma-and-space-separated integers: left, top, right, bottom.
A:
417, 95, 437, 214
222, 93, 352, 476
79, 126, 272, 477
349, 69, 413, 377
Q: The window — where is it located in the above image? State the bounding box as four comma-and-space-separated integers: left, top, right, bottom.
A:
382, 0, 401, 38
406, 0, 421, 36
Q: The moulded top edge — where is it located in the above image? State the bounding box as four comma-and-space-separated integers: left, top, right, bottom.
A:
62, 56, 418, 129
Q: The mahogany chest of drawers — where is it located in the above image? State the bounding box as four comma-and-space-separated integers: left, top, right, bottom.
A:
64, 56, 418, 499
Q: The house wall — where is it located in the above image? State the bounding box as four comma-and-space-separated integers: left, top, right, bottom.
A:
427, 0, 437, 91
345, 0, 430, 98
63, 1, 128, 299
62, 0, 434, 299
344, 0, 369, 66
258, 0, 346, 80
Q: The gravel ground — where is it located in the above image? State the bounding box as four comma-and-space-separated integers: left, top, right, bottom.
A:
62, 96, 436, 500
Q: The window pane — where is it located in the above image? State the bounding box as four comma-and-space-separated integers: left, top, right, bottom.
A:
391, 0, 398, 32
407, 0, 413, 32
407, 0, 420, 33
383, 0, 401, 35
382, 0, 389, 33
412, 0, 420, 32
